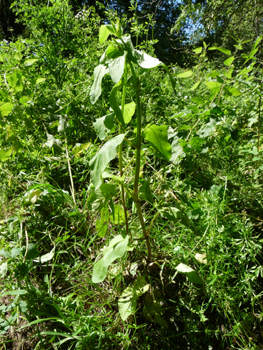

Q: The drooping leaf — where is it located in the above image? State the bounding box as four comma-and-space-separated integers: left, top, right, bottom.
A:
93, 113, 115, 140
175, 263, 203, 284
138, 51, 162, 69
208, 47, 231, 56
92, 235, 129, 283
90, 64, 109, 104
144, 125, 171, 160
109, 81, 125, 126
89, 134, 125, 189
108, 53, 126, 84
118, 276, 149, 321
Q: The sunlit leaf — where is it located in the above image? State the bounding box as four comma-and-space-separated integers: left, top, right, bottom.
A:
123, 101, 136, 124
138, 51, 162, 69
118, 276, 149, 321
93, 113, 115, 140
176, 70, 193, 78
0, 102, 13, 116
92, 235, 129, 283
224, 56, 235, 66
90, 64, 109, 104
109, 80, 125, 126
108, 53, 126, 83
89, 134, 125, 189
144, 124, 171, 160
0, 147, 14, 162
176, 263, 203, 284
208, 47, 231, 56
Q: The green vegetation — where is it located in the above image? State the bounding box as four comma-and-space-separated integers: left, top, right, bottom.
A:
0, 1, 263, 349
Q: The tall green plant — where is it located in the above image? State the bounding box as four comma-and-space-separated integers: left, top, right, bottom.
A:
89, 19, 203, 321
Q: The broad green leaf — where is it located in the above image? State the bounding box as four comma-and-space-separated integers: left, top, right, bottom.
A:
109, 81, 125, 126
110, 204, 126, 224
92, 235, 129, 283
0, 147, 14, 162
138, 51, 162, 69
0, 249, 12, 258
208, 47, 231, 56
99, 25, 113, 44
140, 179, 153, 203
108, 53, 126, 83
175, 263, 203, 284
189, 81, 201, 91
176, 70, 193, 78
10, 247, 24, 258
118, 276, 150, 321
123, 101, 136, 124
197, 118, 216, 138
93, 113, 115, 140
106, 45, 123, 59
89, 134, 125, 189
100, 183, 117, 196
227, 87, 241, 96
0, 102, 13, 116
193, 47, 202, 54
96, 207, 109, 237
224, 56, 235, 66
36, 77, 46, 84
72, 142, 91, 157
144, 125, 171, 160
226, 67, 234, 79
24, 58, 39, 66
90, 64, 109, 104
19, 96, 30, 105
206, 81, 222, 89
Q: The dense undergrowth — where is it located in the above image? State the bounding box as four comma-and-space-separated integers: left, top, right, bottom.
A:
0, 1, 263, 349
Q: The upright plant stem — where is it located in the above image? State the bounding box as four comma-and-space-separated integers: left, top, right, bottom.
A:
129, 61, 151, 264
120, 54, 129, 235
